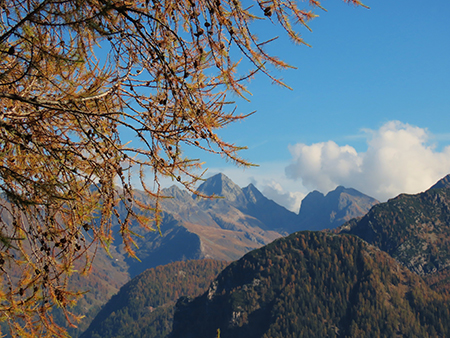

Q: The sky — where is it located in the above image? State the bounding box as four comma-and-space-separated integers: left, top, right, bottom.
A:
160, 0, 450, 212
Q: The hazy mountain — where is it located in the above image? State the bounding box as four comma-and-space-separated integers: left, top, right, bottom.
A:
193, 174, 377, 233
154, 174, 378, 260
111, 174, 295, 276
297, 186, 379, 231
241, 184, 300, 234
195, 173, 248, 205
171, 231, 450, 338
158, 186, 216, 227
119, 213, 204, 278
159, 178, 284, 262
193, 173, 298, 233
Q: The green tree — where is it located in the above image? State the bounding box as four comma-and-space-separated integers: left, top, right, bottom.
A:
0, 0, 367, 336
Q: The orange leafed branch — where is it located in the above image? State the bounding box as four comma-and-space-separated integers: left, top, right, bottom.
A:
0, 0, 368, 335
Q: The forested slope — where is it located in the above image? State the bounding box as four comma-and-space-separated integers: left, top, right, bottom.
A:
171, 232, 450, 338
80, 260, 229, 338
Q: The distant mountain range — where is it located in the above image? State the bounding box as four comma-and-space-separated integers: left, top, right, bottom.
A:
81, 174, 450, 338
149, 173, 378, 267
57, 173, 379, 336
170, 175, 450, 337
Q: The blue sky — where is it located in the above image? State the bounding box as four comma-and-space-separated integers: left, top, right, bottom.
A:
162, 0, 450, 212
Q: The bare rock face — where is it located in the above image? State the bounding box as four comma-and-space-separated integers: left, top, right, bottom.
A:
154, 173, 298, 263
195, 173, 247, 204
152, 174, 378, 274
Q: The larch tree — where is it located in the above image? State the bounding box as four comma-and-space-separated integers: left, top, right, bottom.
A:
0, 0, 367, 336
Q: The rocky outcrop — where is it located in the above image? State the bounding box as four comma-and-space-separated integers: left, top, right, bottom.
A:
341, 175, 450, 276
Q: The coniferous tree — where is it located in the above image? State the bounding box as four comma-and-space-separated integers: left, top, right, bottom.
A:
0, 0, 367, 336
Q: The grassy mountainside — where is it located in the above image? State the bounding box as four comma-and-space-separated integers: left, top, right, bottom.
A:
80, 259, 229, 338
171, 232, 450, 338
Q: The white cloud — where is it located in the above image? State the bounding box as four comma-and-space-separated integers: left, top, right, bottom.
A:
286, 141, 362, 194
286, 121, 450, 201
262, 181, 305, 213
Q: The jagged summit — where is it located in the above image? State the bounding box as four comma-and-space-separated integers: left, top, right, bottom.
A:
297, 185, 379, 231
242, 183, 265, 204
193, 174, 297, 233
162, 185, 192, 200
194, 173, 246, 203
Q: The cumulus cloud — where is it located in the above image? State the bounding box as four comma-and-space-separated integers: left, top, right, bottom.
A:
286, 121, 450, 201
262, 181, 305, 213
286, 141, 362, 194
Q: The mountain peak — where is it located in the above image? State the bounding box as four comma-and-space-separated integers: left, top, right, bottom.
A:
325, 186, 365, 198
162, 185, 191, 199
332, 185, 346, 193
242, 183, 264, 204
297, 186, 378, 231
194, 173, 244, 203
430, 174, 450, 190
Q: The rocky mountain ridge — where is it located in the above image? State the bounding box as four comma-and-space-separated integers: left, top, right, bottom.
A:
79, 175, 450, 338
152, 173, 378, 266
298, 185, 378, 230
340, 174, 450, 276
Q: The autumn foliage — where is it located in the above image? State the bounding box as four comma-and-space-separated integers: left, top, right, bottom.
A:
0, 0, 366, 336
171, 232, 450, 338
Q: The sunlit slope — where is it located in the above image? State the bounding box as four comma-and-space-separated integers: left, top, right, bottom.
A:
171, 232, 450, 338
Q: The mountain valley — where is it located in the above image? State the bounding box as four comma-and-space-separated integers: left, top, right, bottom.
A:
57, 173, 381, 336
79, 174, 450, 337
